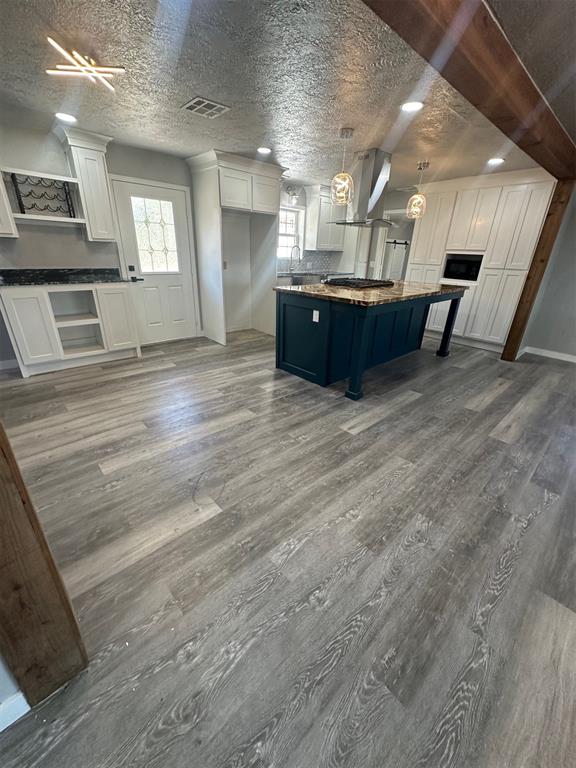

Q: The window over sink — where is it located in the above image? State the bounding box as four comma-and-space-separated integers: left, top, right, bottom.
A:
277, 207, 304, 261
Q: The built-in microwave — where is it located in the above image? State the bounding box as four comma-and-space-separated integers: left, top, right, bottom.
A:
443, 253, 483, 282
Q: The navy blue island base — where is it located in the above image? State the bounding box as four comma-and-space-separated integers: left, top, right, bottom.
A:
275, 282, 466, 400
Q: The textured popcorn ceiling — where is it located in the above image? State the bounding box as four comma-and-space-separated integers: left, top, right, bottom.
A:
487, 0, 576, 142
0, 0, 538, 187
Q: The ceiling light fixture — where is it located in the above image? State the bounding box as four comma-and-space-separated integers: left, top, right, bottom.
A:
487, 157, 505, 166
330, 127, 354, 207
257, 147, 272, 155
401, 101, 424, 113
406, 160, 430, 220
46, 37, 125, 92
55, 112, 77, 124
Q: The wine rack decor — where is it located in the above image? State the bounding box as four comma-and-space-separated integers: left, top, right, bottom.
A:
5, 172, 76, 218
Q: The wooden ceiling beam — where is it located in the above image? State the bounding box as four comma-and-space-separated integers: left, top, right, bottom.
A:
363, 0, 576, 180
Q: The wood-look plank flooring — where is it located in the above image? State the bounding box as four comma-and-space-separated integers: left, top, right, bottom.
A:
0, 330, 574, 767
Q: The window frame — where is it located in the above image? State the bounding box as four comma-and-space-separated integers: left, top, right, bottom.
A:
277, 206, 305, 262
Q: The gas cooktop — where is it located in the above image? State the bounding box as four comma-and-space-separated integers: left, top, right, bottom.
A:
323, 278, 395, 289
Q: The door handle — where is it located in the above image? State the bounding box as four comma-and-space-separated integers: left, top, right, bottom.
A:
130, 276, 145, 282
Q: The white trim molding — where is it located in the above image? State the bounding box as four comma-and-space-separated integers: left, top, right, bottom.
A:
519, 346, 576, 364
0, 692, 30, 733
420, 167, 554, 193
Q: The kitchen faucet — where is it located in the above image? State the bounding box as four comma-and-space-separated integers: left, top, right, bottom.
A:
289, 244, 301, 273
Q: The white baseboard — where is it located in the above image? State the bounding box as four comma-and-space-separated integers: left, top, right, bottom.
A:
0, 358, 18, 371
519, 346, 576, 364
0, 692, 30, 733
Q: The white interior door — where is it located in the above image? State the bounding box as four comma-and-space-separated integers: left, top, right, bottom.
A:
112, 179, 198, 345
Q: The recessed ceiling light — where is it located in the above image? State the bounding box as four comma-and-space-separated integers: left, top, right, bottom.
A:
488, 157, 505, 166
55, 112, 77, 124
401, 101, 424, 113
257, 147, 272, 155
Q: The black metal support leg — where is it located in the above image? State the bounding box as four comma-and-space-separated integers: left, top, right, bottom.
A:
436, 298, 461, 358
345, 312, 371, 400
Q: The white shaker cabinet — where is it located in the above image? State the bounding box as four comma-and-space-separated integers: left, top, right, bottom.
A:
304, 187, 345, 251
409, 191, 456, 266
427, 282, 476, 336
466, 269, 526, 344
484, 185, 530, 268
252, 175, 281, 214
56, 127, 116, 241
219, 168, 253, 211
484, 182, 553, 270
405, 264, 441, 284
447, 187, 500, 250
1, 289, 61, 364
0, 175, 18, 237
71, 147, 116, 241
507, 182, 552, 269
97, 286, 138, 350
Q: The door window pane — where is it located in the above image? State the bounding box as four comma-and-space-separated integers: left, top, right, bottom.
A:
130, 196, 180, 273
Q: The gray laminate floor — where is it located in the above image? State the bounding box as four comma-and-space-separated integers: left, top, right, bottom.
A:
0, 331, 575, 767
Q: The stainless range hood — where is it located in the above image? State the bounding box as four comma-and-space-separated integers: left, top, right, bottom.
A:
334, 149, 393, 228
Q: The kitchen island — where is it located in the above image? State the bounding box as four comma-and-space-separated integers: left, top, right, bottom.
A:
275, 281, 467, 399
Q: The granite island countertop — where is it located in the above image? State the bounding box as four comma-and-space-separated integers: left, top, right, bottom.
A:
273, 280, 468, 307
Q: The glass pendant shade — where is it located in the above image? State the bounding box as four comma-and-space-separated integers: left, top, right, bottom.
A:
406, 191, 427, 219
330, 172, 354, 206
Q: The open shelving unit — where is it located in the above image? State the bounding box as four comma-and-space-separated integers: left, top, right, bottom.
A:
48, 289, 106, 357
2, 167, 85, 229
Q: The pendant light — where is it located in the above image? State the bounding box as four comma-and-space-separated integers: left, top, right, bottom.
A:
406, 160, 430, 219
330, 128, 354, 207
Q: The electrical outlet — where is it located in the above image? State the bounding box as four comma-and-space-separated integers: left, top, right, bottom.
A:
312, 310, 320, 323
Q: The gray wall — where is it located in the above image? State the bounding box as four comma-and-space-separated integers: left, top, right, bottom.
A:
106, 144, 192, 188
523, 187, 576, 358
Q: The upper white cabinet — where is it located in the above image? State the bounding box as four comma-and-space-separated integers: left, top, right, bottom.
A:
252, 175, 281, 214
484, 182, 553, 270
219, 168, 253, 210
304, 186, 345, 251
0, 175, 18, 237
1, 288, 61, 364
56, 127, 116, 241
70, 147, 116, 240
219, 167, 281, 215
446, 187, 501, 250
410, 191, 456, 265
507, 182, 553, 270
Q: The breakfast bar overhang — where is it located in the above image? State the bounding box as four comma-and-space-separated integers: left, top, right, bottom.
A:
275, 282, 467, 400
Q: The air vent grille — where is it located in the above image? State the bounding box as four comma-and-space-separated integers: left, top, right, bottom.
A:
182, 96, 230, 119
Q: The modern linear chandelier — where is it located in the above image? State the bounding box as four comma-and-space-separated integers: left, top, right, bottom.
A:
46, 37, 125, 92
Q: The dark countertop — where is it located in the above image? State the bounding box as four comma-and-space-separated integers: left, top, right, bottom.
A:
274, 280, 467, 306
0, 268, 127, 286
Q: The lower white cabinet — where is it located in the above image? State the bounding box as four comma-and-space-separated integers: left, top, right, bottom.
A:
97, 286, 138, 350
427, 282, 476, 336
2, 288, 61, 364
405, 264, 441, 284
466, 269, 526, 344
0, 283, 140, 376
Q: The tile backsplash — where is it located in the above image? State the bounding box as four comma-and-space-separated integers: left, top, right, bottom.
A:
277, 250, 342, 273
